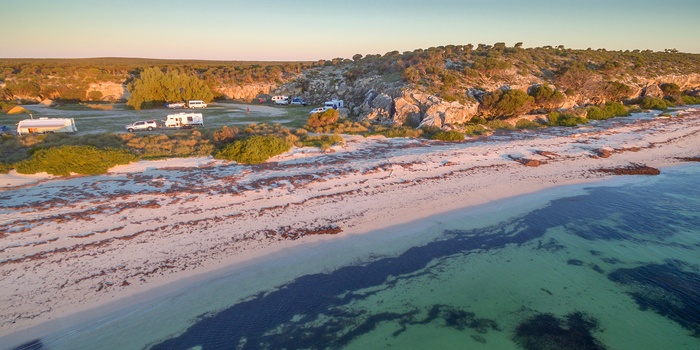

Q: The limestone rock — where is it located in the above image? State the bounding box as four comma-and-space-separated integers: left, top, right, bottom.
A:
642, 84, 664, 98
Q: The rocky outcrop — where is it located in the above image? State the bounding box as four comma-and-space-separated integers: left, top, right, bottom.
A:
216, 83, 277, 102
356, 89, 479, 128
88, 82, 128, 101
642, 84, 664, 98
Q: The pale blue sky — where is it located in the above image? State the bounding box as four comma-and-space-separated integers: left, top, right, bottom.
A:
2, 0, 699, 60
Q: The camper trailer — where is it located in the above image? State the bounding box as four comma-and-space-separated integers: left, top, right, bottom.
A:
16, 118, 77, 135
324, 99, 344, 109
271, 95, 288, 102
164, 112, 204, 128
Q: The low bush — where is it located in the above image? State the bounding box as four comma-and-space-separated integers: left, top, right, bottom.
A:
368, 126, 423, 138
681, 94, 700, 105
121, 130, 213, 159
639, 96, 673, 110
14, 145, 138, 176
296, 134, 344, 150
586, 102, 629, 120
485, 120, 514, 130
307, 109, 340, 128
462, 124, 489, 136
547, 112, 588, 127
0, 162, 12, 174
430, 130, 464, 141
215, 135, 291, 164
515, 119, 543, 129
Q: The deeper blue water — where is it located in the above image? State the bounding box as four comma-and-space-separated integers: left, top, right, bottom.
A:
14, 165, 700, 350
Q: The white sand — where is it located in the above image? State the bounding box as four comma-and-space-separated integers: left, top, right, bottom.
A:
1, 109, 699, 345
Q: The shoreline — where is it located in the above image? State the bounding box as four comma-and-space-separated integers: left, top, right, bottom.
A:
1, 109, 700, 346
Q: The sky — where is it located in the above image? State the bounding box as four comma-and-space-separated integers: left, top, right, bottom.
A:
2, 0, 700, 61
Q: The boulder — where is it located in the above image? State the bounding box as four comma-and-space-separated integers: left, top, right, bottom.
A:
642, 84, 664, 98
7, 106, 28, 114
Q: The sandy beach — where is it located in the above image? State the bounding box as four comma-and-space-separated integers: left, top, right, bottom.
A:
1, 109, 700, 346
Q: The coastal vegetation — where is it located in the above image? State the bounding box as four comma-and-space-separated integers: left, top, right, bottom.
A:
215, 135, 291, 164
2, 44, 700, 173
14, 145, 137, 176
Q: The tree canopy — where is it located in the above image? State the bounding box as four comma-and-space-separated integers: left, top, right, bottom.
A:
126, 67, 214, 109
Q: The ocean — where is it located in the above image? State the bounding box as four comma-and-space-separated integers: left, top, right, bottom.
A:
17, 164, 700, 350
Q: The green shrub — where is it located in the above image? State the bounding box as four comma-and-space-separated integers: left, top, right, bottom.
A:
368, 126, 423, 138
586, 102, 629, 120
528, 84, 565, 111
639, 96, 673, 110
547, 112, 588, 127
215, 135, 291, 164
296, 134, 344, 150
122, 131, 213, 159
14, 145, 138, 176
480, 89, 535, 118
515, 119, 543, 129
462, 124, 489, 136
681, 94, 700, 105
469, 115, 487, 124
485, 120, 514, 130
0, 162, 12, 174
0, 101, 18, 113
585, 106, 607, 120
430, 130, 464, 141
307, 108, 340, 128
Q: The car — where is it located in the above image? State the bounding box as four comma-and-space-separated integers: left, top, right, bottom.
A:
309, 106, 332, 115
126, 120, 158, 132
291, 97, 307, 106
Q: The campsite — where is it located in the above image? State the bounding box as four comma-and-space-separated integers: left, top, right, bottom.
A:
1, 101, 314, 136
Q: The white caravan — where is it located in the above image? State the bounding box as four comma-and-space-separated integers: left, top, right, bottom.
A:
324, 99, 344, 109
164, 112, 204, 128
16, 118, 77, 135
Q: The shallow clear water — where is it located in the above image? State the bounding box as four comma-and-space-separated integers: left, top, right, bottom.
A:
18, 165, 700, 350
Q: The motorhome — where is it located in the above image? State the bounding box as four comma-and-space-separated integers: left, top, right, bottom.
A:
164, 113, 204, 128
324, 99, 344, 109
16, 118, 77, 135
187, 100, 207, 108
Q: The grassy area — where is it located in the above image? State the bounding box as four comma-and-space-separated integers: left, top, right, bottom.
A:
0, 102, 313, 136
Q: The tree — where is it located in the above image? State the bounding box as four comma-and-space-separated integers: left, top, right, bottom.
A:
480, 89, 534, 118
528, 84, 565, 111
127, 67, 214, 109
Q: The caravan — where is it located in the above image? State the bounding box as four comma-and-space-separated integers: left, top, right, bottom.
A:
324, 99, 344, 109
17, 118, 77, 135
164, 112, 204, 128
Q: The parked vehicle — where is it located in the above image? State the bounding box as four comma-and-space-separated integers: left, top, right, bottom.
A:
291, 97, 307, 106
164, 112, 204, 128
17, 118, 77, 135
309, 106, 332, 114
125, 120, 158, 132
274, 96, 290, 105
187, 100, 207, 109
324, 99, 344, 109
166, 102, 186, 109
271, 95, 288, 102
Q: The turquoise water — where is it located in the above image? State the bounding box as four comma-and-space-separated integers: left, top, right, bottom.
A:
15, 165, 700, 350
